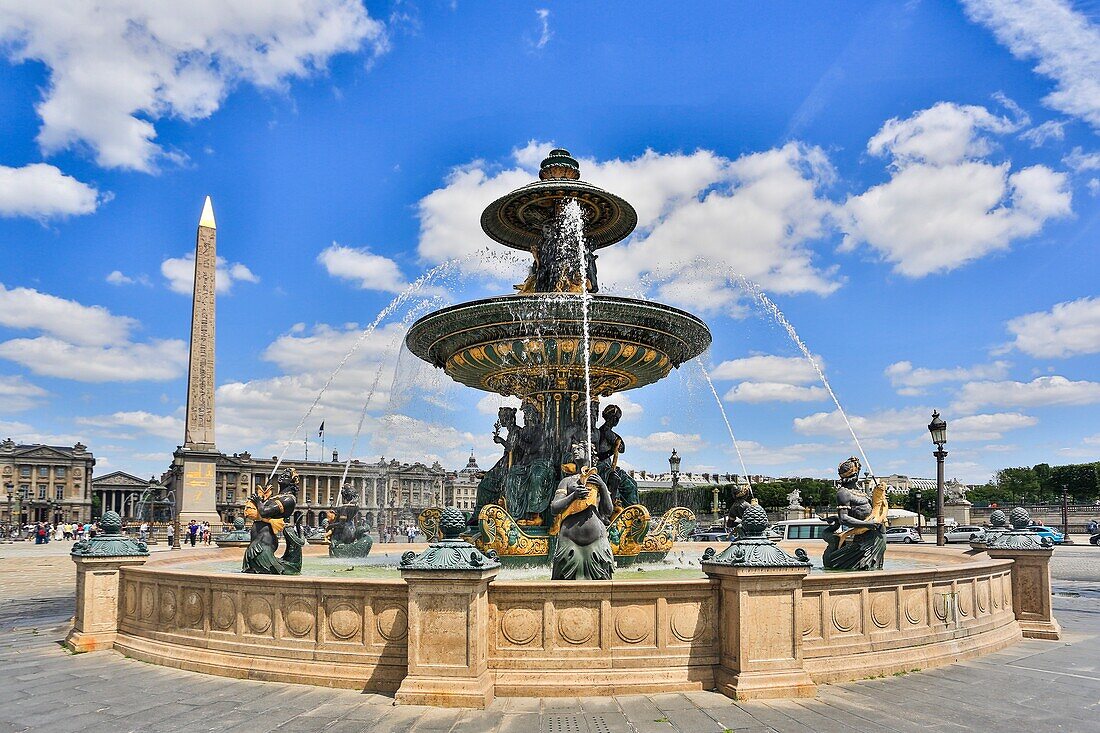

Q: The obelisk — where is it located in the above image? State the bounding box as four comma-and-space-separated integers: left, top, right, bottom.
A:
175, 196, 222, 525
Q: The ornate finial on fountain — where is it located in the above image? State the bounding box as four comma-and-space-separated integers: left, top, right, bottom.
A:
233, 517, 246, 531
985, 507, 1054, 550
400, 507, 501, 572
72, 511, 149, 558
702, 504, 810, 568
990, 509, 1008, 528
539, 148, 580, 180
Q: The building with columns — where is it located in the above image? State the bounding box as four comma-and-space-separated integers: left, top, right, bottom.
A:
444, 452, 482, 512
0, 438, 95, 524
91, 471, 151, 521
162, 451, 446, 530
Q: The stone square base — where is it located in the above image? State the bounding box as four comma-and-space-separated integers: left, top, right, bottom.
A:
1020, 618, 1062, 640
64, 629, 116, 653
395, 670, 495, 708
715, 668, 816, 700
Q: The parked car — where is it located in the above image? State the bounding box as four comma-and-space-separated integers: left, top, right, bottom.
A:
884, 526, 922, 543
1026, 525, 1065, 544
690, 528, 731, 542
943, 525, 984, 543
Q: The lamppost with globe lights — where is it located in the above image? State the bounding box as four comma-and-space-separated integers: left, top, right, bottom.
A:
915, 489, 923, 537
928, 410, 948, 546
669, 449, 681, 508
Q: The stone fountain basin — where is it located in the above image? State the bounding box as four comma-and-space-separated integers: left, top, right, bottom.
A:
111, 542, 1021, 696
405, 294, 712, 395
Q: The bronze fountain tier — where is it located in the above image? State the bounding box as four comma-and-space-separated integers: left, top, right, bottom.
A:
408, 149, 711, 569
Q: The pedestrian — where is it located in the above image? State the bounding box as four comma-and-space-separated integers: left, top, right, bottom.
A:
187, 520, 198, 547
54, 524, 63, 541
203, 522, 212, 545
166, 523, 175, 545
406, 525, 416, 543
139, 521, 149, 542
1088, 519, 1098, 535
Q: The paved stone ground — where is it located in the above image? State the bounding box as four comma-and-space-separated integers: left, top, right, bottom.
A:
1, 541, 1098, 732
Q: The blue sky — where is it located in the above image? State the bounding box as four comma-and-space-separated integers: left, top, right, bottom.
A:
0, 0, 1098, 484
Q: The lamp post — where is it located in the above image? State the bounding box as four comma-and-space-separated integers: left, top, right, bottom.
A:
3, 483, 12, 543
927, 410, 948, 546
1061, 484, 1069, 538
669, 449, 681, 508
165, 483, 180, 550
915, 489, 923, 537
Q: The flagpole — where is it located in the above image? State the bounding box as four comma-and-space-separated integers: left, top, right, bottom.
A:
304, 436, 308, 462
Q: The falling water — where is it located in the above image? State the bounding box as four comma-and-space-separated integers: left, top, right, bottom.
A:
270, 258, 465, 480
563, 199, 595, 462
728, 272, 873, 476
697, 361, 753, 495
339, 298, 443, 486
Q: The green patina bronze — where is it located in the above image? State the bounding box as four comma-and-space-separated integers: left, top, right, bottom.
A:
701, 504, 810, 568
400, 507, 501, 572
71, 511, 149, 558
407, 148, 710, 572
985, 507, 1054, 551
214, 516, 250, 547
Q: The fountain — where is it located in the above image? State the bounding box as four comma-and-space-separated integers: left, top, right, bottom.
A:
407, 148, 709, 564
73, 146, 1058, 707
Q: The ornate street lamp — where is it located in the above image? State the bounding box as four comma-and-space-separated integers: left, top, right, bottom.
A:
669, 449, 681, 508
927, 410, 948, 546
3, 483, 13, 543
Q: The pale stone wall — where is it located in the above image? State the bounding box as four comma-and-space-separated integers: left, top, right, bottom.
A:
114, 568, 409, 690
801, 559, 1020, 683
488, 579, 719, 696
103, 548, 1032, 700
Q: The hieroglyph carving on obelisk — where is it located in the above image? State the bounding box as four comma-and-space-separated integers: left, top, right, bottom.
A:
184, 196, 217, 450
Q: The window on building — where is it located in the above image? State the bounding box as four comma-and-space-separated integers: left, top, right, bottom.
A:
227, 490, 234, 503
55, 487, 64, 500
56, 467, 66, 479
20, 466, 30, 478
38, 467, 48, 478
37, 485, 46, 499
19, 485, 28, 499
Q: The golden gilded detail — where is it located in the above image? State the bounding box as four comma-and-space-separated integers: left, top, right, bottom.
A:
608, 504, 651, 557
475, 504, 549, 557
417, 507, 444, 542
836, 480, 889, 547
641, 507, 697, 554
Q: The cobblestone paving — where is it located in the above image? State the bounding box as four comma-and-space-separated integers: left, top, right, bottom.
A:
1, 541, 1098, 732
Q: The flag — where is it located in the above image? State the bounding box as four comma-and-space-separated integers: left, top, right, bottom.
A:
318, 421, 325, 437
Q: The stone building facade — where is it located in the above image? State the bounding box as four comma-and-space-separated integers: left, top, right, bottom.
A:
444, 452, 482, 512
91, 471, 152, 521
0, 439, 95, 524
161, 451, 446, 530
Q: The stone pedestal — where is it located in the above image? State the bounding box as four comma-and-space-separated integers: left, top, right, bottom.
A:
396, 566, 498, 708
66, 555, 149, 652
943, 503, 971, 527
985, 546, 1061, 640
175, 449, 222, 526
782, 507, 808, 522
64, 511, 149, 653
395, 506, 501, 708
706, 564, 816, 700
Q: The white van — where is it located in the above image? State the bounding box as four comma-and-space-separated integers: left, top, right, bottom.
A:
773, 517, 829, 541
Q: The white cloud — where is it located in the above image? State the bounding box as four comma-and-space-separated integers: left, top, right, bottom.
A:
955, 375, 1100, 411
0, 337, 187, 382
1019, 119, 1066, 147
624, 431, 707, 454
841, 102, 1072, 277
0, 375, 48, 412
77, 411, 184, 440
0, 1, 387, 171
106, 270, 151, 287
962, 0, 1100, 129
794, 406, 931, 440
723, 382, 828, 403
866, 102, 1020, 167
262, 321, 407, 376
416, 143, 841, 313
161, 253, 259, 295
1065, 147, 1100, 171
1006, 296, 1100, 357
0, 282, 134, 346
949, 412, 1038, 441
885, 360, 1011, 395
532, 9, 552, 49
710, 355, 824, 384
317, 243, 409, 293
0, 163, 102, 219
475, 393, 523, 416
